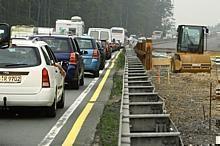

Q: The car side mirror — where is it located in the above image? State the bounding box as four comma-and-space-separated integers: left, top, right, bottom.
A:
206, 28, 209, 34
0, 23, 11, 49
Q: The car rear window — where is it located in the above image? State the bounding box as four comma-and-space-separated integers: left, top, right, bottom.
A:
90, 31, 99, 40
0, 47, 41, 68
39, 37, 72, 53
112, 29, 123, 33
75, 38, 94, 49
100, 31, 109, 40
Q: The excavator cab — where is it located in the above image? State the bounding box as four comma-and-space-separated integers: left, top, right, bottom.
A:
171, 25, 211, 73
0, 23, 11, 49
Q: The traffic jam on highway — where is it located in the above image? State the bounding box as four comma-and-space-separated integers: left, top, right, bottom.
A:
0, 17, 128, 117
2, 0, 220, 145
0, 18, 131, 145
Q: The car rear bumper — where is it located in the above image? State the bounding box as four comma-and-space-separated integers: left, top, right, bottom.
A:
0, 88, 56, 107
65, 64, 78, 82
84, 59, 100, 72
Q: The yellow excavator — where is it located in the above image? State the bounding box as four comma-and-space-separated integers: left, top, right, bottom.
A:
171, 25, 211, 73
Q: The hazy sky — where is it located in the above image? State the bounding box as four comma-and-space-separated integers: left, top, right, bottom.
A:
174, 0, 220, 26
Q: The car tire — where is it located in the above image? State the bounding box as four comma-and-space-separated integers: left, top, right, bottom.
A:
100, 63, 105, 70
57, 91, 65, 108
93, 70, 99, 77
68, 81, 74, 89
80, 72, 84, 86
47, 98, 56, 117
109, 53, 112, 59
73, 71, 80, 89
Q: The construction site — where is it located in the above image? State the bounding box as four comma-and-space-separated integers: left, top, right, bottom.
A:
128, 25, 220, 145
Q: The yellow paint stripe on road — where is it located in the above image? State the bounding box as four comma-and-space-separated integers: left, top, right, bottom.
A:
62, 52, 121, 146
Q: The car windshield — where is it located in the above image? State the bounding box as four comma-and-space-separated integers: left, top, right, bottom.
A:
180, 26, 203, 53
39, 37, 71, 53
75, 38, 93, 49
0, 47, 41, 68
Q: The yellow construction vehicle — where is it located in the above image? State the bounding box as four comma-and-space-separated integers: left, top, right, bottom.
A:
171, 25, 211, 73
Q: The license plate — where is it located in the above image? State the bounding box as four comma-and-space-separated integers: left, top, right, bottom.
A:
192, 64, 201, 67
0, 75, 21, 83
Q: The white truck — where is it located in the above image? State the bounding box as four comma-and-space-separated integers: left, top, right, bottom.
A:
11, 25, 38, 38
111, 27, 127, 47
55, 16, 84, 36
151, 30, 163, 40
37, 27, 54, 35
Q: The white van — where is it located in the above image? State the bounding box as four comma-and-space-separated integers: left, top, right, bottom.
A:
151, 31, 163, 40
88, 28, 111, 42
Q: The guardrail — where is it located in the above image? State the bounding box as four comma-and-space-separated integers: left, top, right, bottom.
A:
118, 48, 183, 146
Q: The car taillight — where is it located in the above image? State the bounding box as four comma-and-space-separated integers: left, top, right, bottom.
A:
42, 68, 50, 88
69, 53, 77, 64
92, 49, 99, 59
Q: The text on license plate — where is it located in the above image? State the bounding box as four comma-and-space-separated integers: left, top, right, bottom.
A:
0, 75, 21, 83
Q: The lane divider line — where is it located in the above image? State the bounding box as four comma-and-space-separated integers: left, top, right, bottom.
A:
38, 52, 118, 146
62, 51, 121, 146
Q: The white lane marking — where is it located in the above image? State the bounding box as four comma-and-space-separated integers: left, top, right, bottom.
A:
39, 52, 117, 146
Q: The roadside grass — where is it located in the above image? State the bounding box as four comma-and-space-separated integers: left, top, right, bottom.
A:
115, 49, 125, 70
93, 50, 124, 146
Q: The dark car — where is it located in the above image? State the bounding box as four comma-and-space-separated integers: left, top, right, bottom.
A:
75, 36, 101, 77
96, 41, 106, 70
30, 35, 84, 89
101, 40, 112, 60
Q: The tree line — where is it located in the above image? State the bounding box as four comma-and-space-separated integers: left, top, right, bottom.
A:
0, 0, 174, 36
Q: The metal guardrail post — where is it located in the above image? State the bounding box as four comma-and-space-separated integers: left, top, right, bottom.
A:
145, 38, 152, 70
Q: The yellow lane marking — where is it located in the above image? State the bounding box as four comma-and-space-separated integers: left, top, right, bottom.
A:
62, 52, 121, 146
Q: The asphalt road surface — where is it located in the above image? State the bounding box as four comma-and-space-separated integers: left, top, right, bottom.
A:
0, 51, 119, 146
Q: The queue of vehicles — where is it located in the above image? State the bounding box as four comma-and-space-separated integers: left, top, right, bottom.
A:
0, 18, 126, 117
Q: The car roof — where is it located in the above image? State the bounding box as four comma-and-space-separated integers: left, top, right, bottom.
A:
32, 34, 73, 39
12, 39, 48, 47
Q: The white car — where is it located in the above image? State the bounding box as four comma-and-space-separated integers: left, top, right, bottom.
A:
0, 40, 65, 117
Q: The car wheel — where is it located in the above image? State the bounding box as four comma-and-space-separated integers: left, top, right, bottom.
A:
68, 81, 74, 89
100, 62, 105, 70
47, 98, 56, 117
57, 91, 65, 108
80, 72, 84, 86
93, 70, 99, 77
73, 71, 80, 89
109, 53, 112, 59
